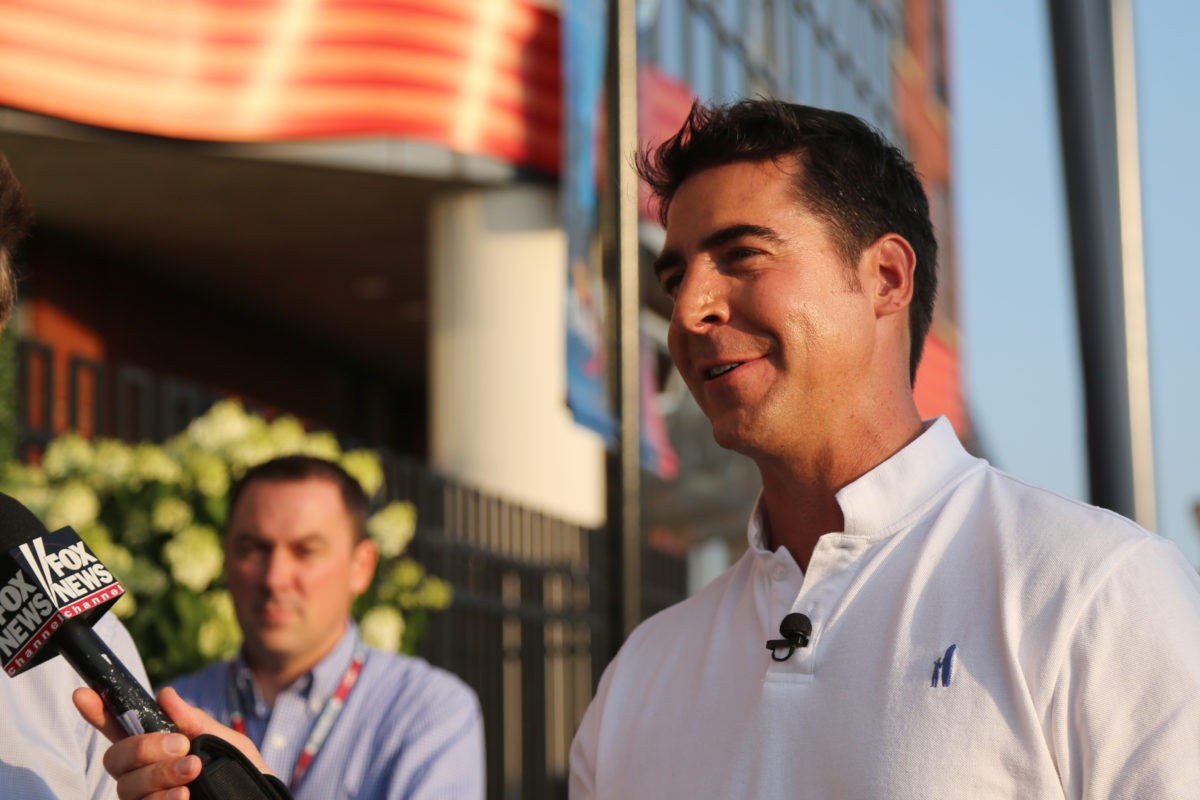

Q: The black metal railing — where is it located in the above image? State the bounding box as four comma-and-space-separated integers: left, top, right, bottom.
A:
383, 458, 607, 799
18, 339, 226, 448
16, 339, 688, 799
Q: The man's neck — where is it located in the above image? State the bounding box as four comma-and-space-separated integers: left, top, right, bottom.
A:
245, 628, 346, 707
756, 414, 924, 573
247, 661, 310, 707
757, 472, 841, 574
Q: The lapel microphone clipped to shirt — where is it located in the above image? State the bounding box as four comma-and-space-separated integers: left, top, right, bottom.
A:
766, 612, 812, 662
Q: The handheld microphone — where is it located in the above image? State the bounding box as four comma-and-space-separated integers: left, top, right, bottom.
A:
765, 612, 812, 662
0, 492, 176, 735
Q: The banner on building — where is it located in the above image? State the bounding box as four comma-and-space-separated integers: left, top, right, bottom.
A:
562, 0, 617, 444
637, 63, 695, 221
640, 331, 679, 479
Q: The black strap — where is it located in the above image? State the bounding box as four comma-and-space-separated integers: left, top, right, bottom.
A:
186, 733, 293, 800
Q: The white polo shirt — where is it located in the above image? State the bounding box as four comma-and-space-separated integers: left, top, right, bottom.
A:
569, 417, 1200, 799
0, 614, 151, 800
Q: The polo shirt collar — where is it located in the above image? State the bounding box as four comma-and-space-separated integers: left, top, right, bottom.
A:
835, 416, 979, 539
747, 495, 770, 553
744, 416, 979, 550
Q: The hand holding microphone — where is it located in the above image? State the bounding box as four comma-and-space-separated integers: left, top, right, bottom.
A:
73, 684, 273, 800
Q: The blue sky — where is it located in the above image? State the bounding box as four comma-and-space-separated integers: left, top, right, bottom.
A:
951, 2, 1200, 565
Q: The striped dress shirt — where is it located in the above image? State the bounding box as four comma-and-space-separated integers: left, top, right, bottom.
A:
168, 623, 484, 800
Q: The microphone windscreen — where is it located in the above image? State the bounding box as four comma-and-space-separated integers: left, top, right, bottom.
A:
0, 497, 123, 677
780, 612, 812, 640
0, 492, 49, 551
0, 492, 175, 733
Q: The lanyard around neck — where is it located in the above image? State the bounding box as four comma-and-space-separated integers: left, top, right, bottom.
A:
226, 639, 368, 792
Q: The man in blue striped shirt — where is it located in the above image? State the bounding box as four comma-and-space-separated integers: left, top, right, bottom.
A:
82, 455, 484, 799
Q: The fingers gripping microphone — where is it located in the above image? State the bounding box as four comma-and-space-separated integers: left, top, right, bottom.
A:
765, 612, 812, 662
0, 492, 176, 734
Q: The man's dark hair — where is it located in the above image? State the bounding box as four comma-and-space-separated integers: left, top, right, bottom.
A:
228, 455, 371, 542
0, 154, 32, 327
637, 99, 938, 382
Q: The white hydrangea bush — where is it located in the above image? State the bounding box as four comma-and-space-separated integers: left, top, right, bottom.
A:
0, 399, 452, 684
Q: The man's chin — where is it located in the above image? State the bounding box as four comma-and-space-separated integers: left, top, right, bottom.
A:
709, 418, 760, 453
711, 422, 790, 466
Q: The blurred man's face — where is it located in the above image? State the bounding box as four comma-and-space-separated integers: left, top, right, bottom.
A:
224, 478, 376, 674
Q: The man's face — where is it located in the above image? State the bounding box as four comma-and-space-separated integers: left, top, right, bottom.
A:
656, 158, 877, 460
225, 477, 377, 672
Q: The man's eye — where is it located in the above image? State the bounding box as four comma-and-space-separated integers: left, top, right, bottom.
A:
232, 542, 264, 560
295, 543, 325, 559
725, 247, 760, 262
660, 272, 682, 297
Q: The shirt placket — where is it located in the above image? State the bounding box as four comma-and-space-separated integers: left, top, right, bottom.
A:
762, 549, 808, 677
768, 535, 864, 678
259, 681, 316, 781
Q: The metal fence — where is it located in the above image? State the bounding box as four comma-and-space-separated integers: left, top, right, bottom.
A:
16, 340, 688, 799
389, 461, 604, 799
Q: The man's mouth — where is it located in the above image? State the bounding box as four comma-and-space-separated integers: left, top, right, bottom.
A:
705, 362, 744, 379
256, 599, 299, 622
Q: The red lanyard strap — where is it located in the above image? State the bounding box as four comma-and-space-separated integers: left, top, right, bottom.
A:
226, 640, 368, 792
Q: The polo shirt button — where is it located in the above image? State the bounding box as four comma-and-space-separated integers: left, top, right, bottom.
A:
770, 563, 787, 581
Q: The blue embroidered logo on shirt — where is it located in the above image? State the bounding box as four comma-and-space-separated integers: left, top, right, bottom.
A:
930, 644, 957, 687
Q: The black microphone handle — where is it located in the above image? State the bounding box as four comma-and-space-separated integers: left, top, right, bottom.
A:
56, 617, 177, 735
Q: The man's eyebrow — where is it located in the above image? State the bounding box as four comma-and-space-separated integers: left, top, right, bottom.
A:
653, 224, 784, 280
701, 224, 783, 251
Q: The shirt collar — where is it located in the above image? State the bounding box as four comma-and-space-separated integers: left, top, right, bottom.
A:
835, 416, 980, 538
744, 416, 980, 549
747, 494, 771, 553
306, 621, 361, 706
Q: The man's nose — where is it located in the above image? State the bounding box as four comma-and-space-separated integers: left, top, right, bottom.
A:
262, 549, 293, 589
672, 267, 729, 333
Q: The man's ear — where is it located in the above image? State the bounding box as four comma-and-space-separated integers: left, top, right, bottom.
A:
866, 233, 917, 319
350, 538, 379, 596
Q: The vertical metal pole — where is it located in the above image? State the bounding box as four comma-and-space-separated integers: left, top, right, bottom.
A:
1046, 0, 1156, 526
604, 0, 642, 654
1110, 0, 1157, 530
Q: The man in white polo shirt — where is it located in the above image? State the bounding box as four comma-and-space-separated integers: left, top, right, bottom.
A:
568, 100, 1200, 798
0, 153, 156, 800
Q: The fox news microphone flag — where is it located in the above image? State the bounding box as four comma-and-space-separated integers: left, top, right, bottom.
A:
0, 492, 175, 734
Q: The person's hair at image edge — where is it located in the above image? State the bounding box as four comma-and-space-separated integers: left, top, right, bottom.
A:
636, 99, 939, 383
227, 455, 371, 542
0, 154, 32, 327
